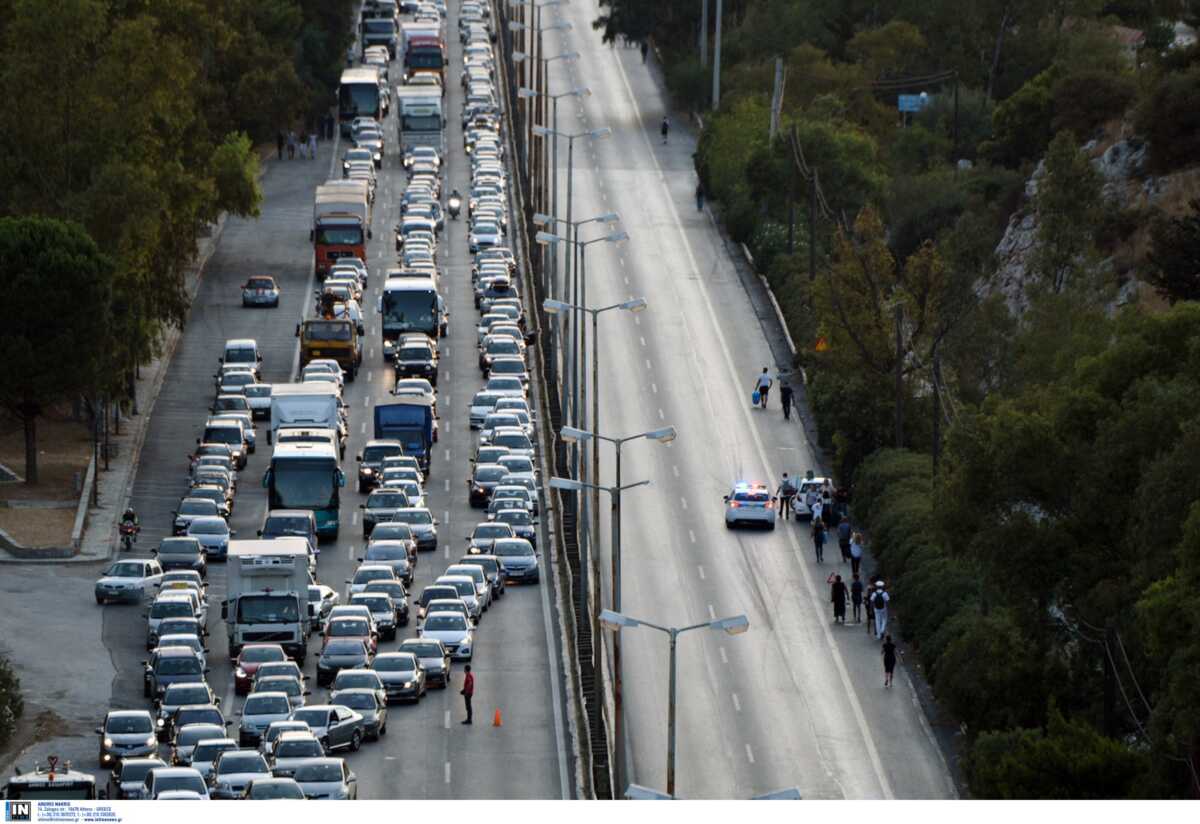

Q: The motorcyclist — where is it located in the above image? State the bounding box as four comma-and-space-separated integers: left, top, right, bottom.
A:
121, 507, 139, 529
448, 188, 463, 219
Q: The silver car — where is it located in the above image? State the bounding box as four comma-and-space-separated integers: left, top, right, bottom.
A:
494, 537, 539, 583
418, 612, 474, 661
292, 757, 358, 800
189, 738, 237, 781
269, 731, 326, 778
238, 691, 293, 748
209, 749, 270, 799
241, 276, 280, 307
288, 706, 364, 753
329, 688, 388, 740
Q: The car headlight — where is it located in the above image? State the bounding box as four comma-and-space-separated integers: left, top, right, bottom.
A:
157, 717, 165, 728
104, 737, 114, 748
235, 667, 246, 678
373, 152, 381, 161
145, 734, 157, 747
402, 681, 413, 689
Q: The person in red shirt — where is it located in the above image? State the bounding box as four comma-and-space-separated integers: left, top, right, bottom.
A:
460, 665, 474, 725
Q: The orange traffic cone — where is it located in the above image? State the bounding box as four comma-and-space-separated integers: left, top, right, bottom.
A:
492, 708, 503, 727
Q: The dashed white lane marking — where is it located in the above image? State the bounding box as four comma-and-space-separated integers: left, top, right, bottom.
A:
745, 744, 755, 764
651, 382, 658, 394
672, 465, 679, 478
719, 647, 729, 665
443, 711, 451, 730
658, 408, 664, 420
688, 530, 696, 544
680, 498, 688, 510
363, 396, 370, 408
697, 564, 705, 579
707, 604, 716, 620
443, 510, 450, 525
624, 276, 629, 285
444, 479, 451, 492
351, 512, 358, 525
368, 369, 375, 380
444, 762, 451, 783
444, 546, 450, 559
732, 693, 742, 712
639, 336, 645, 346
360, 422, 367, 434
368, 347, 375, 358
634, 315, 640, 326
644, 359, 651, 370
445, 449, 451, 461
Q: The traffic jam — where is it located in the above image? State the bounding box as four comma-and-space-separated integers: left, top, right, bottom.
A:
81, 0, 542, 801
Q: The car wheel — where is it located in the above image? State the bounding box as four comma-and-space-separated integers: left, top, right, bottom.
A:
95, 595, 105, 605
768, 521, 776, 531
725, 519, 735, 529
143, 680, 151, 698
358, 482, 369, 494
350, 730, 362, 752
379, 723, 387, 737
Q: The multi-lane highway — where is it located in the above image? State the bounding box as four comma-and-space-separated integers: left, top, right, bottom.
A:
100, 4, 571, 799
530, 0, 957, 800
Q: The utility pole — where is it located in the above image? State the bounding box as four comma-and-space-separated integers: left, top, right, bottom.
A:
700, 0, 708, 67
769, 57, 785, 141
1104, 621, 1116, 737
931, 343, 942, 474
808, 170, 817, 281
894, 302, 904, 448
712, 0, 723, 109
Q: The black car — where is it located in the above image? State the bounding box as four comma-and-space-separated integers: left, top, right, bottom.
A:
316, 639, 372, 688
107, 756, 166, 800
363, 580, 410, 626
392, 339, 439, 385
155, 682, 219, 740
467, 462, 509, 507
355, 439, 405, 494
155, 537, 208, 577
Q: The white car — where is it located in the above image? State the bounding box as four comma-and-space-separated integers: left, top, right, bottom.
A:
484, 376, 526, 399
242, 383, 272, 419
723, 482, 777, 530
95, 558, 163, 604
418, 611, 474, 661
792, 477, 834, 519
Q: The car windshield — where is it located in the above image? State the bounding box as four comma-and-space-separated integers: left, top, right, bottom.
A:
104, 562, 146, 577
276, 739, 322, 758
164, 686, 209, 705
219, 754, 267, 774
497, 510, 531, 526
244, 385, 271, 399
363, 445, 402, 462
251, 781, 304, 799
494, 540, 534, 557
493, 433, 531, 450
329, 619, 370, 636
107, 715, 152, 734
178, 726, 223, 746
189, 520, 227, 535
374, 657, 415, 673
178, 501, 214, 516
158, 541, 198, 556
501, 457, 534, 473
334, 693, 376, 711
245, 696, 290, 715
325, 640, 366, 656
156, 774, 206, 793
475, 466, 507, 483
366, 546, 407, 561
424, 614, 466, 631
259, 679, 301, 696
367, 493, 407, 508
264, 517, 311, 537
295, 763, 343, 783
192, 742, 233, 761
241, 646, 285, 664
491, 361, 525, 375
119, 761, 161, 783
151, 601, 192, 619
157, 656, 201, 675
290, 710, 328, 728
475, 525, 511, 539
304, 320, 353, 341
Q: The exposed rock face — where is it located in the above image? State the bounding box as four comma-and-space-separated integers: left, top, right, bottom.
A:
985, 139, 1151, 315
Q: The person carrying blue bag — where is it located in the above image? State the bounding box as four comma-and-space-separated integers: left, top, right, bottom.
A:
753, 367, 772, 409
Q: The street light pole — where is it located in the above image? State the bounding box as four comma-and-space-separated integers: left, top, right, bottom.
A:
599, 609, 749, 798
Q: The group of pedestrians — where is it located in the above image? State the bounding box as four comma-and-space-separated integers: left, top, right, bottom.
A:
276, 118, 333, 162
751, 367, 796, 419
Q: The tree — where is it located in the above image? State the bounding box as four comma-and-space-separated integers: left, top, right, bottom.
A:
1032, 130, 1103, 294
1146, 199, 1200, 305
0, 217, 114, 484
1135, 64, 1200, 173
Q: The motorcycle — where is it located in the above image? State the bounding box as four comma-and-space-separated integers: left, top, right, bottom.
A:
119, 521, 140, 552
447, 194, 462, 220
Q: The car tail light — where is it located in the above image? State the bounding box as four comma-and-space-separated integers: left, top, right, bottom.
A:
765, 501, 774, 509
729, 501, 740, 509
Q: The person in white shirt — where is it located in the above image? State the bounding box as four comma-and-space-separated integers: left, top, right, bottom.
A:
754, 367, 772, 408
873, 583, 890, 639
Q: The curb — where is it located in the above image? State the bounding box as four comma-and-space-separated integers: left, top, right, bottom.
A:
740, 242, 798, 358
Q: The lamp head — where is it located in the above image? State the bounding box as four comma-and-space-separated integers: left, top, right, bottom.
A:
532, 125, 551, 138
542, 298, 569, 315
549, 477, 584, 493
535, 230, 562, 245
532, 212, 554, 226
558, 426, 592, 444
621, 297, 649, 314
589, 127, 613, 140
600, 609, 640, 631
646, 425, 676, 443
518, 87, 537, 99
710, 615, 750, 636
606, 230, 630, 244
512, 50, 528, 62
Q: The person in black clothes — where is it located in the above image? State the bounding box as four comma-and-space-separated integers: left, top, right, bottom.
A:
780, 382, 794, 420
850, 574, 864, 623
276, 130, 285, 160
882, 635, 897, 688
829, 573, 847, 624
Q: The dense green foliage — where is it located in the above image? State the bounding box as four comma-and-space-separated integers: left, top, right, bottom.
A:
0, 0, 356, 477
600, 0, 1200, 798
0, 654, 23, 749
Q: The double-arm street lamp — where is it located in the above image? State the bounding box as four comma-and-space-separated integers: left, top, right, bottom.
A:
509, 7, 571, 204
557, 423, 675, 797
600, 609, 750, 798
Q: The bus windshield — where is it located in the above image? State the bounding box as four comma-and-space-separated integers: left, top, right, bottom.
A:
406, 51, 444, 69
315, 226, 364, 245
401, 113, 442, 132
237, 594, 301, 624
303, 321, 353, 342
339, 82, 380, 120
382, 289, 437, 335
270, 458, 338, 510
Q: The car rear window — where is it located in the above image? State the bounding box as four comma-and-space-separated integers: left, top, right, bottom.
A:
734, 492, 770, 502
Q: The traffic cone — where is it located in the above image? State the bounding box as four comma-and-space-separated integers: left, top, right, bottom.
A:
492, 708, 503, 727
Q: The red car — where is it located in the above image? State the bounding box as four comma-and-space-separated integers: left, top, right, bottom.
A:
233, 644, 287, 695
322, 617, 377, 655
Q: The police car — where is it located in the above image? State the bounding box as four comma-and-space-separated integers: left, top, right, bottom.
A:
723, 482, 776, 530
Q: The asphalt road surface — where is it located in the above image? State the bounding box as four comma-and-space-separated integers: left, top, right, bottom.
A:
533, 0, 957, 800
98, 7, 571, 799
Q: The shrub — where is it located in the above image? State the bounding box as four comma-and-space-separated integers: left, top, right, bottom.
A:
1135, 65, 1200, 173
0, 655, 23, 748
1051, 69, 1136, 139
749, 221, 789, 273
984, 68, 1056, 166
885, 171, 968, 263
665, 56, 708, 113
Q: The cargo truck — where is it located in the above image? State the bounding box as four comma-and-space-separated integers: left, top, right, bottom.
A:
374, 400, 434, 473
222, 538, 313, 662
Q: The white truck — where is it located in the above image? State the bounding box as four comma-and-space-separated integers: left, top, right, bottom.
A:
313, 180, 372, 235
222, 539, 314, 663
268, 383, 346, 456
395, 86, 445, 156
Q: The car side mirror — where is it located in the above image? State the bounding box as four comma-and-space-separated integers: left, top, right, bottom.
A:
224, 720, 232, 726
214, 697, 221, 705
304, 690, 312, 696
141, 660, 148, 666
95, 726, 104, 735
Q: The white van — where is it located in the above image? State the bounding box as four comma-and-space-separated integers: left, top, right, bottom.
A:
221, 339, 262, 377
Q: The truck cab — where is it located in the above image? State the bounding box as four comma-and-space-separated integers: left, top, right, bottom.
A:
297, 319, 360, 381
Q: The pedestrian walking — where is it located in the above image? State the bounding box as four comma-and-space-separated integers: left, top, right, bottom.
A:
822, 486, 835, 528
811, 519, 826, 563
641, 41, 648, 63
276, 130, 285, 160
834, 484, 850, 521
695, 182, 705, 211
307, 131, 317, 159
287, 129, 297, 159
850, 531, 864, 576
754, 367, 772, 408
865, 583, 876, 635
298, 130, 309, 159
850, 574, 864, 623
829, 573, 847, 624
882, 634, 897, 688
811, 496, 823, 525
324, 112, 335, 140
660, 116, 669, 144
776, 473, 797, 521
873, 582, 890, 639
837, 516, 852, 565
460, 664, 475, 724
780, 381, 794, 420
